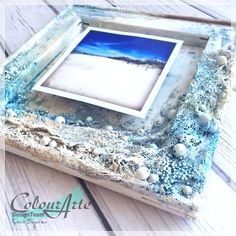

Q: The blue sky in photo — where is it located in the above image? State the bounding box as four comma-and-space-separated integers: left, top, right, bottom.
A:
72, 30, 176, 62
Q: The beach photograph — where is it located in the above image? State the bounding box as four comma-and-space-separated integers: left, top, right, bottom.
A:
37, 27, 180, 116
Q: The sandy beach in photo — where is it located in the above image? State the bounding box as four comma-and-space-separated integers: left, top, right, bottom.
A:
42, 53, 162, 110
34, 27, 182, 116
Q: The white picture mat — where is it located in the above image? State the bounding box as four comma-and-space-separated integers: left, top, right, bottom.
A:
33, 27, 183, 118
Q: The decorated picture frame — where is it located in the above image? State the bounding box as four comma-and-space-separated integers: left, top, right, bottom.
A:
0, 5, 235, 219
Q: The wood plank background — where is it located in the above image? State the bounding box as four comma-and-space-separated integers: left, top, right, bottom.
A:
1, 1, 236, 235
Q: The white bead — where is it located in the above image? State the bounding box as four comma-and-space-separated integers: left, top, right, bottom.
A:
86, 116, 93, 122
216, 55, 227, 66
49, 140, 57, 148
55, 116, 65, 124
40, 136, 51, 146
198, 112, 212, 125
182, 185, 192, 195
167, 109, 176, 119
105, 125, 113, 131
149, 143, 158, 149
148, 174, 159, 183
135, 166, 150, 180
173, 143, 187, 158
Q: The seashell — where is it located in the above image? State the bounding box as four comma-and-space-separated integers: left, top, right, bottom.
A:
49, 140, 57, 148
121, 135, 129, 142
135, 166, 150, 180
198, 112, 212, 125
40, 136, 51, 146
147, 174, 159, 183
5, 118, 20, 126
86, 116, 93, 122
93, 148, 101, 156
173, 143, 187, 158
182, 185, 192, 195
109, 163, 119, 172
216, 55, 227, 66
55, 116, 65, 124
6, 108, 17, 117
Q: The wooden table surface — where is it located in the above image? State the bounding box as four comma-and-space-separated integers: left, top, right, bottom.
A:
1, 1, 236, 235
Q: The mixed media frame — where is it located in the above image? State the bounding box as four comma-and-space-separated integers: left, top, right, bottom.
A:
0, 5, 235, 219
